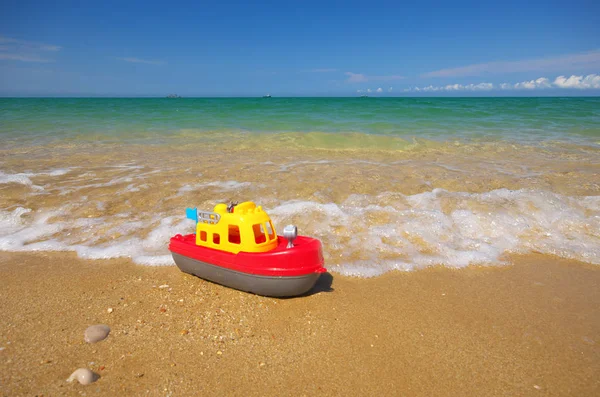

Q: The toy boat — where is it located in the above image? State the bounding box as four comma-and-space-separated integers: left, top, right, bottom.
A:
169, 201, 326, 297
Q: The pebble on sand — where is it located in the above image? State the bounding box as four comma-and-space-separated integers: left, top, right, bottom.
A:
84, 324, 111, 343
66, 368, 99, 385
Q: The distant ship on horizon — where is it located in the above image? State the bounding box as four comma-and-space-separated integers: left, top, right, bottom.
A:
262, 94, 272, 98
166, 94, 182, 98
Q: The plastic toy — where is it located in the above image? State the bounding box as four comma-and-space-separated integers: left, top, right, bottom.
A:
169, 201, 326, 297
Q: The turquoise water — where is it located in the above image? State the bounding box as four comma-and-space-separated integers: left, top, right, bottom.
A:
1, 97, 599, 146
1, 97, 600, 274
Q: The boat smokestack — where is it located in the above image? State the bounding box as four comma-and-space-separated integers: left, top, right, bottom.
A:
283, 225, 298, 248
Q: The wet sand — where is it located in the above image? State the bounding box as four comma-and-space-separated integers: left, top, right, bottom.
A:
1, 252, 598, 396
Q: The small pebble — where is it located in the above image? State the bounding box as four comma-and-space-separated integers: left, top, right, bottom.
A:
107, 308, 114, 314
84, 325, 111, 343
216, 351, 222, 355
180, 330, 189, 335
533, 385, 542, 390
159, 284, 169, 289
66, 368, 99, 385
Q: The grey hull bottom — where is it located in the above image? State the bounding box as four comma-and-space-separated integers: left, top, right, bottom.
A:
171, 253, 321, 297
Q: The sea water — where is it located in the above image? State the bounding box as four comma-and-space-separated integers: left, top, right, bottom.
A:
1, 97, 599, 276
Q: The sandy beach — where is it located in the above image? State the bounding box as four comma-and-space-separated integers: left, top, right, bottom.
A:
1, 252, 598, 396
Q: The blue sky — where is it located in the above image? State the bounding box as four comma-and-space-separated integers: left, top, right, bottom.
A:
0, 0, 599, 96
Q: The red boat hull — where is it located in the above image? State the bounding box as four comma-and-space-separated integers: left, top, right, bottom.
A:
169, 234, 326, 297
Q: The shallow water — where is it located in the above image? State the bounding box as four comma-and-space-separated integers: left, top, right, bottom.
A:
1, 98, 599, 276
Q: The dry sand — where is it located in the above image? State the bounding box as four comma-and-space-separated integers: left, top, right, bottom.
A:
1, 252, 598, 396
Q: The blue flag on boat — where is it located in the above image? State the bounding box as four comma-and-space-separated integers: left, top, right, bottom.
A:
186, 208, 197, 222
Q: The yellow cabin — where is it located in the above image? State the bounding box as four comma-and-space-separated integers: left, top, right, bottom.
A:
188, 201, 278, 254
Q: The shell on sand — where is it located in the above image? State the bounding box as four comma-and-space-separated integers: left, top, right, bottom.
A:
66, 368, 99, 385
84, 324, 111, 343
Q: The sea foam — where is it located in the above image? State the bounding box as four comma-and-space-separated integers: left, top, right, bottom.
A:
0, 188, 598, 276
269, 188, 600, 276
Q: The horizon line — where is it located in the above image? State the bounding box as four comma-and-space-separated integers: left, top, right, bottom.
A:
1, 95, 600, 99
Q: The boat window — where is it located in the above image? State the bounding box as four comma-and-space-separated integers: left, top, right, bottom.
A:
213, 233, 220, 244
200, 230, 207, 242
228, 225, 241, 244
253, 223, 266, 244
266, 222, 275, 239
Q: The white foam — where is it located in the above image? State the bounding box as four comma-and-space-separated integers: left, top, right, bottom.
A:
46, 168, 72, 176
0, 208, 66, 250
177, 180, 253, 196
269, 189, 600, 276
277, 160, 333, 172
0, 203, 193, 266
0, 168, 74, 192
0, 171, 43, 190
1, 188, 599, 277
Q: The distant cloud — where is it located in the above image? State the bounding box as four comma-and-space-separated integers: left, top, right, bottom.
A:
404, 83, 494, 92
0, 53, 52, 62
305, 68, 338, 73
356, 87, 393, 95
345, 71, 404, 83
422, 50, 600, 78
404, 74, 600, 92
0, 35, 61, 63
118, 57, 165, 65
553, 74, 600, 89
345, 72, 368, 83
511, 77, 552, 90
0, 36, 61, 51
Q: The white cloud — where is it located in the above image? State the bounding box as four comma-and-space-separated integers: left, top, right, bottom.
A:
405, 74, 600, 93
0, 53, 52, 62
0, 35, 61, 63
472, 83, 494, 90
345, 71, 404, 83
357, 87, 392, 95
118, 57, 164, 65
0, 36, 61, 51
422, 50, 600, 78
512, 77, 552, 89
406, 82, 495, 92
553, 74, 600, 89
345, 72, 368, 83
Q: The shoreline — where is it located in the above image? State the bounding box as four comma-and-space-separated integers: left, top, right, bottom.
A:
1, 252, 598, 396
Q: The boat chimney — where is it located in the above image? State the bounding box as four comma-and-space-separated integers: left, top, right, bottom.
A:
283, 225, 298, 249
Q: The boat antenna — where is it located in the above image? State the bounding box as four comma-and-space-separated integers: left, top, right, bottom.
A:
227, 201, 238, 213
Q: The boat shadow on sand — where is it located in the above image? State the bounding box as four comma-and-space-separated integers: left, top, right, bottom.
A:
298, 271, 334, 298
